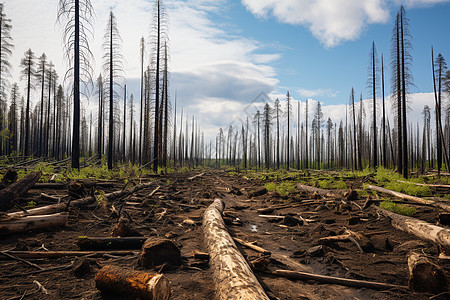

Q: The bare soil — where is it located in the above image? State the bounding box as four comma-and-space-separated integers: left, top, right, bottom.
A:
1, 169, 449, 299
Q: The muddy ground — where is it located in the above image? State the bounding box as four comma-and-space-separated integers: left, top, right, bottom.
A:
1, 169, 449, 299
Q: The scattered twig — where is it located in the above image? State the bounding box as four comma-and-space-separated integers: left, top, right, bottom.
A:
33, 280, 49, 295
0, 251, 42, 270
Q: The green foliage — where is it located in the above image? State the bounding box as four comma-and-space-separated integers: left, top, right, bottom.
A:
96, 190, 105, 204
374, 167, 431, 196
264, 182, 277, 192
26, 200, 36, 208
264, 181, 296, 196
315, 178, 347, 189
380, 200, 416, 216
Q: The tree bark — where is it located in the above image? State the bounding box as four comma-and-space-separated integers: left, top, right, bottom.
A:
0, 213, 68, 235
203, 199, 269, 300
95, 265, 171, 300
408, 252, 448, 294
0, 171, 41, 211
373, 205, 450, 252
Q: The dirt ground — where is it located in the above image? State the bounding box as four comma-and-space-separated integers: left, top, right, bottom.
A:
1, 169, 449, 299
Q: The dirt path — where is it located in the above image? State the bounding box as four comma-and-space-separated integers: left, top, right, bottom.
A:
0, 169, 448, 299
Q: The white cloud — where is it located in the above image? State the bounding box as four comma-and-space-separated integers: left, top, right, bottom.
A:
241, 0, 450, 48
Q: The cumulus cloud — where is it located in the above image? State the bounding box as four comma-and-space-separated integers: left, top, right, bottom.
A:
241, 0, 450, 47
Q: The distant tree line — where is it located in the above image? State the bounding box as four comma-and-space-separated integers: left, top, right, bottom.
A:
212, 6, 450, 178
1, 4, 450, 178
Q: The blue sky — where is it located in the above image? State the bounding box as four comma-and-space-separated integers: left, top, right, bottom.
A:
6, 0, 450, 140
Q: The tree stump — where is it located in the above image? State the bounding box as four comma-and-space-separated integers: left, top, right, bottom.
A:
95, 265, 171, 300
408, 252, 448, 294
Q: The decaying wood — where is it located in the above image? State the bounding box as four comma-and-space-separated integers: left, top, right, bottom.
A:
373, 205, 450, 252
1, 250, 136, 259
366, 184, 450, 212
273, 269, 407, 290
95, 265, 171, 300
78, 236, 147, 250
233, 237, 271, 256
203, 199, 269, 300
188, 172, 205, 181
247, 187, 268, 198
7, 196, 94, 218
0, 212, 68, 235
0, 171, 41, 211
33, 180, 116, 190
317, 229, 365, 253
296, 184, 357, 200
397, 180, 450, 190
408, 252, 448, 294
7, 182, 153, 218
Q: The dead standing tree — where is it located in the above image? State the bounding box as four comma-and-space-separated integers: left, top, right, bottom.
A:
102, 11, 124, 170
58, 0, 94, 169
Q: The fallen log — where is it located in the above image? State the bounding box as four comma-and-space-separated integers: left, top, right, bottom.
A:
408, 252, 448, 294
1, 250, 136, 259
7, 182, 152, 218
0, 212, 68, 235
397, 180, 450, 190
203, 199, 269, 300
273, 269, 407, 290
0, 171, 41, 211
373, 205, 450, 252
95, 265, 171, 300
7, 196, 94, 218
188, 172, 205, 181
366, 184, 450, 212
296, 184, 357, 200
78, 236, 147, 250
32, 180, 116, 190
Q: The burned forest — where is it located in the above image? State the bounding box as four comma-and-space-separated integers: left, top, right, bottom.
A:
1, 2, 450, 300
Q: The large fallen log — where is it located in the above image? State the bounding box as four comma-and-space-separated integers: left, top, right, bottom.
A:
408, 252, 448, 294
78, 236, 147, 250
0, 250, 136, 259
0, 212, 68, 235
373, 205, 450, 252
203, 199, 269, 300
366, 184, 450, 212
0, 171, 41, 211
95, 265, 171, 300
296, 184, 357, 200
273, 269, 407, 290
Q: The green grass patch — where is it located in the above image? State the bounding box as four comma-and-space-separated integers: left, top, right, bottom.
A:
264, 181, 297, 196
315, 178, 347, 189
380, 200, 416, 216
